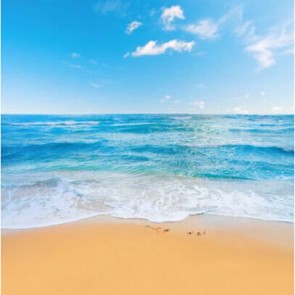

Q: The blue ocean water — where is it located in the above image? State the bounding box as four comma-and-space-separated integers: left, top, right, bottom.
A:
2, 114, 294, 228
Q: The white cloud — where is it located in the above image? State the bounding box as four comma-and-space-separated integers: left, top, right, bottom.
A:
89, 59, 98, 65
246, 29, 293, 69
236, 20, 293, 69
123, 52, 130, 58
160, 95, 179, 104
260, 91, 266, 96
184, 7, 241, 40
161, 5, 185, 31
234, 21, 255, 38
219, 6, 243, 25
271, 106, 282, 113
62, 61, 82, 69
191, 100, 205, 109
149, 9, 158, 17
89, 79, 110, 88
71, 52, 80, 59
185, 19, 219, 39
160, 95, 171, 103
94, 0, 129, 16
126, 21, 142, 34
232, 106, 249, 114
128, 39, 194, 57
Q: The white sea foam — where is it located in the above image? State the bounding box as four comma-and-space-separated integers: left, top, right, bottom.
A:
170, 116, 192, 120
111, 122, 152, 127
2, 171, 293, 229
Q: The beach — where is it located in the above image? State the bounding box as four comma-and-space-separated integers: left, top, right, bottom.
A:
3, 0, 294, 293
2, 215, 293, 295
2, 115, 294, 294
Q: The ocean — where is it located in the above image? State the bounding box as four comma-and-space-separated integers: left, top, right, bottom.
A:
2, 114, 294, 228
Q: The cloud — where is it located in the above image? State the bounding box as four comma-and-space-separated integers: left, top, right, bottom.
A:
71, 52, 80, 59
126, 21, 142, 34
234, 21, 255, 38
219, 6, 243, 25
89, 83, 101, 88
160, 95, 171, 103
191, 100, 205, 109
88, 59, 98, 65
184, 7, 242, 40
160, 95, 179, 104
89, 59, 98, 65
62, 61, 82, 69
89, 79, 110, 88
161, 5, 185, 31
232, 106, 249, 114
245, 27, 293, 69
235, 17, 293, 69
149, 8, 158, 17
94, 0, 129, 16
185, 19, 219, 39
271, 106, 282, 113
128, 39, 194, 57
123, 52, 131, 58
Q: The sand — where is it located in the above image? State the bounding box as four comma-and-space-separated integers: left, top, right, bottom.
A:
2, 215, 294, 295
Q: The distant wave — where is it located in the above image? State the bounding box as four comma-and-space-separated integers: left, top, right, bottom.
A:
229, 127, 294, 133
169, 116, 192, 120
217, 144, 294, 154
5, 121, 100, 127
111, 122, 152, 127
3, 142, 293, 163
2, 140, 109, 160
3, 140, 107, 150
131, 143, 294, 155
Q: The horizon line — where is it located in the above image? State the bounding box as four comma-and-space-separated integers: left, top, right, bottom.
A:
1, 113, 294, 116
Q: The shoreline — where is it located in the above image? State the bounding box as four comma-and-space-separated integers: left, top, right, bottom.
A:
2, 211, 294, 231
2, 215, 294, 295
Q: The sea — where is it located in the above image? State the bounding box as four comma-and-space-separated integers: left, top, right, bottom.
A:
2, 114, 294, 228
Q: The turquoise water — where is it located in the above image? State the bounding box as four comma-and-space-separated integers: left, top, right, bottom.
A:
2, 114, 294, 228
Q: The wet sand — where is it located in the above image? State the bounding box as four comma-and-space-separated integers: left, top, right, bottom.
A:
2, 215, 294, 295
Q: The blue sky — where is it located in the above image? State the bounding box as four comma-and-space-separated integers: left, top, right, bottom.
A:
2, 0, 294, 114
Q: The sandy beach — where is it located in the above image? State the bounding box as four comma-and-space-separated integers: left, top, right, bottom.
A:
2, 215, 293, 295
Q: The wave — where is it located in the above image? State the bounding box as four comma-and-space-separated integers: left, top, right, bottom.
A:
169, 116, 192, 120
111, 122, 152, 127
3, 140, 108, 151
2, 140, 110, 163
229, 127, 294, 133
131, 143, 294, 155
2, 172, 293, 229
7, 141, 288, 157
2, 115, 293, 228
3, 142, 293, 173
217, 144, 294, 154
5, 121, 100, 127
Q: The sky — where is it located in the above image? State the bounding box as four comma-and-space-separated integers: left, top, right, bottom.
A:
2, 0, 294, 114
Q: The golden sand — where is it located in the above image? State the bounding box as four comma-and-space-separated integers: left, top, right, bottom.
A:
2, 216, 293, 295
